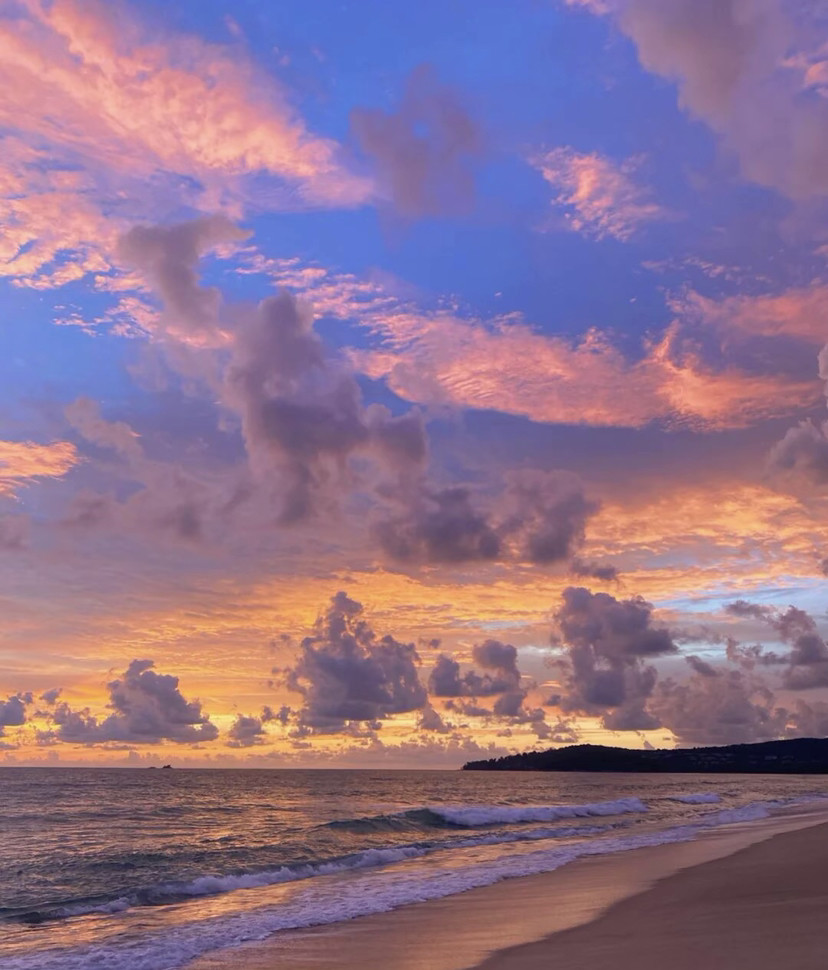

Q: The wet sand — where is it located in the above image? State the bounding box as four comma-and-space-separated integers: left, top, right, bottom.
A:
483, 818, 828, 970
190, 806, 828, 970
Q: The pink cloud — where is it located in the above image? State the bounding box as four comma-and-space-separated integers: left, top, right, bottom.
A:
532, 147, 668, 241
1, 1, 369, 200
353, 310, 816, 430
0, 440, 79, 497
0, 0, 371, 287
673, 285, 828, 344
237, 248, 818, 430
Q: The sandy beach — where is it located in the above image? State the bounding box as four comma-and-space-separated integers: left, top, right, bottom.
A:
190, 805, 828, 970
484, 818, 828, 970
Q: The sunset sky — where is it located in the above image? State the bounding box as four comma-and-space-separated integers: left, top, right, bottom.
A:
3, 0, 828, 767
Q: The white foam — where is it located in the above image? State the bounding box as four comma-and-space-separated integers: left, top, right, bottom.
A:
430, 796, 649, 827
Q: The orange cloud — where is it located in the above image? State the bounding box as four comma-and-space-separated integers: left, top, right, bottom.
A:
674, 285, 828, 344
0, 440, 79, 496
532, 147, 669, 241
353, 310, 818, 430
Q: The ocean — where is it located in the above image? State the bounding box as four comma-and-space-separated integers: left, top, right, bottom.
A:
2, 767, 828, 970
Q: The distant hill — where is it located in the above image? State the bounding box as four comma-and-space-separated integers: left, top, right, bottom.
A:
462, 738, 828, 773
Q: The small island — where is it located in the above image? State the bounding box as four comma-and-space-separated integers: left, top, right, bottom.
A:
462, 737, 828, 773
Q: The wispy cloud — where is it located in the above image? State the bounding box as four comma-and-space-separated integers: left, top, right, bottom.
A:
0, 0, 372, 288
0, 440, 79, 497
532, 147, 668, 241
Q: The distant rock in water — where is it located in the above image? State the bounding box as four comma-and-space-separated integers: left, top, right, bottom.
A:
160, 764, 173, 770
462, 738, 828, 773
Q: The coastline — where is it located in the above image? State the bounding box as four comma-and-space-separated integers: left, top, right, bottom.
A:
481, 814, 828, 970
188, 801, 828, 970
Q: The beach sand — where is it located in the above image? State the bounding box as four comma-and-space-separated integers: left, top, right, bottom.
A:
190, 805, 828, 970
484, 817, 828, 970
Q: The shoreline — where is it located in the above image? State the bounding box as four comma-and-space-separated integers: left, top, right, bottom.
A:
188, 801, 828, 970
481, 815, 828, 970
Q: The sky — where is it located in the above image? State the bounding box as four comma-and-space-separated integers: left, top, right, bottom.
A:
3, 0, 828, 768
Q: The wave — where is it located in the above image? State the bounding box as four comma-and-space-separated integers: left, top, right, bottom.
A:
327, 796, 649, 833
429, 796, 648, 827
667, 793, 722, 805
7, 796, 817, 970
2, 821, 619, 924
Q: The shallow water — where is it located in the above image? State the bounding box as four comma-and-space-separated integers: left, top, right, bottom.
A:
2, 767, 827, 970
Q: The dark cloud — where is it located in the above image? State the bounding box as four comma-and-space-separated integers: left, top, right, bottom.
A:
650, 668, 789, 746
444, 697, 494, 718
45, 660, 218, 744
40, 688, 62, 705
283, 592, 427, 732
767, 420, 828, 486
428, 639, 522, 697
378, 470, 598, 567
377, 486, 500, 563
492, 691, 529, 718
121, 219, 427, 528
726, 600, 828, 689
685, 655, 719, 678
118, 215, 250, 335
552, 586, 676, 730
262, 704, 291, 725
0, 693, 31, 735
571, 559, 619, 582
417, 704, 451, 733
726, 599, 775, 620
226, 290, 427, 523
227, 714, 267, 748
351, 65, 481, 218
500, 471, 598, 565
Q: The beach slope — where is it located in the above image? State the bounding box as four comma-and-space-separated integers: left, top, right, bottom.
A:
482, 821, 828, 970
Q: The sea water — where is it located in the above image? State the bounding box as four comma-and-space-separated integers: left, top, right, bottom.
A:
2, 767, 827, 970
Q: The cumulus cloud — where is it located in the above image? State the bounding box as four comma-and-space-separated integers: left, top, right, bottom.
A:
377, 486, 500, 564
552, 586, 677, 730
417, 704, 451, 733
119, 218, 428, 527
768, 419, 828, 486
378, 470, 599, 567
0, 693, 31, 736
352, 65, 481, 217
588, 0, 828, 199
532, 147, 667, 240
500, 470, 598, 564
428, 639, 523, 698
651, 666, 789, 746
45, 659, 218, 743
227, 714, 267, 748
282, 592, 427, 732
118, 216, 251, 340
729, 601, 828, 690
224, 290, 427, 523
